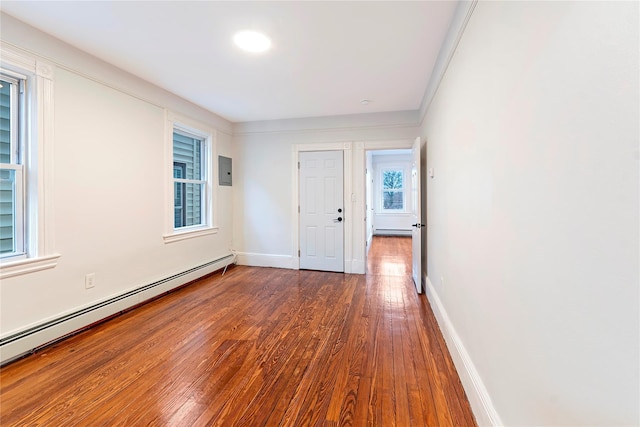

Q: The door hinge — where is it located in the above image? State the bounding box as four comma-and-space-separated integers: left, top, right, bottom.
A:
298, 206, 300, 213
298, 161, 300, 169
298, 249, 300, 257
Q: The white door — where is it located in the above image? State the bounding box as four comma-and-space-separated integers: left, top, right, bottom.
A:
365, 155, 374, 247
411, 137, 423, 293
299, 151, 344, 272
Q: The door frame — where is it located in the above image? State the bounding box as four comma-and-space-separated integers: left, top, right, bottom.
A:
359, 139, 415, 275
411, 136, 423, 293
292, 142, 352, 272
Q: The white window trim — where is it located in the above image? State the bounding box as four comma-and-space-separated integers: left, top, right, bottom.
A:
163, 111, 218, 244
1, 253, 61, 279
0, 45, 59, 279
1, 73, 27, 261
379, 167, 407, 213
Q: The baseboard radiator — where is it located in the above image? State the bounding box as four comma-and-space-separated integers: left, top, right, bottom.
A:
0, 254, 234, 365
373, 229, 412, 236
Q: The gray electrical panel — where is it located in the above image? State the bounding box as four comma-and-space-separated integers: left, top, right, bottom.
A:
218, 156, 232, 186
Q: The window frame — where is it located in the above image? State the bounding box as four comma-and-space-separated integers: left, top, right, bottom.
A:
173, 161, 187, 228
0, 47, 59, 279
172, 128, 207, 230
163, 112, 218, 243
379, 167, 406, 213
0, 73, 25, 259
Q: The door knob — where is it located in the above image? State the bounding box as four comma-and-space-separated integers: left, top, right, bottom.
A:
334, 217, 343, 222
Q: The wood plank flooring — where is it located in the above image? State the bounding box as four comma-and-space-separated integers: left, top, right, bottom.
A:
0, 236, 477, 426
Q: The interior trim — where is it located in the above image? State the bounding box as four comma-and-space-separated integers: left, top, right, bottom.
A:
425, 275, 503, 427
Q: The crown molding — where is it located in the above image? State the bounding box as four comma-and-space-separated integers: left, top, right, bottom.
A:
233, 110, 421, 136
419, 0, 478, 124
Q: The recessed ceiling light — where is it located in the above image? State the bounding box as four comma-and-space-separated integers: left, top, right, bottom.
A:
234, 30, 271, 53
360, 99, 372, 105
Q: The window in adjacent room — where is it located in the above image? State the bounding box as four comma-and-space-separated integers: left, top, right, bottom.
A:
381, 169, 404, 211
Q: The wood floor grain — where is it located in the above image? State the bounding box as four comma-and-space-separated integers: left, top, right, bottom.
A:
0, 236, 477, 426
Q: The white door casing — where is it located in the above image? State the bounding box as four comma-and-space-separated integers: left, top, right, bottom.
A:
299, 151, 345, 272
411, 137, 423, 293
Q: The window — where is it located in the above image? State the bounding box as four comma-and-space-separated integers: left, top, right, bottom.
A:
0, 74, 24, 259
0, 47, 58, 279
164, 113, 217, 243
381, 169, 404, 211
173, 162, 186, 227
173, 130, 205, 229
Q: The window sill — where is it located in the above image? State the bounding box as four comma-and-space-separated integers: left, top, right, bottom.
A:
0, 253, 61, 279
163, 226, 219, 244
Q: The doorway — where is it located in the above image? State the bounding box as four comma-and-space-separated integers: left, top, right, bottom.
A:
365, 148, 413, 245
364, 138, 424, 293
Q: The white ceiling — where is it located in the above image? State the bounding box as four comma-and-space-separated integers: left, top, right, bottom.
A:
1, 1, 458, 123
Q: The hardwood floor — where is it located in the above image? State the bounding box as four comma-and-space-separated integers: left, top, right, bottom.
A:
0, 236, 476, 426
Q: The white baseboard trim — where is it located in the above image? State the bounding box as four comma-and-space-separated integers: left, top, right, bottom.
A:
425, 276, 503, 427
0, 255, 233, 364
236, 252, 363, 275
236, 252, 296, 270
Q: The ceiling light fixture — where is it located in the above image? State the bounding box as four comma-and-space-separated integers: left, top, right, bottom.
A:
360, 99, 371, 105
234, 30, 271, 53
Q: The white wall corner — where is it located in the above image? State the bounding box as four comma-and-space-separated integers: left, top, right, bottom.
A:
425, 276, 503, 427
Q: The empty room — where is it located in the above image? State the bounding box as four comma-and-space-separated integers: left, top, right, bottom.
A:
0, 1, 638, 426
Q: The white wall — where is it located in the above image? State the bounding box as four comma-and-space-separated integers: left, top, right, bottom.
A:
232, 116, 419, 272
0, 15, 234, 356
422, 1, 639, 426
371, 152, 413, 234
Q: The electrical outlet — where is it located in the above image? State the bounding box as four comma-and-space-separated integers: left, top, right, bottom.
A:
85, 273, 95, 289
